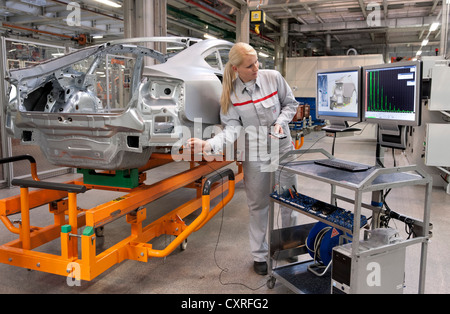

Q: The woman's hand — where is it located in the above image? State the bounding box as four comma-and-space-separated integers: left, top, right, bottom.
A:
186, 138, 212, 154
272, 123, 284, 134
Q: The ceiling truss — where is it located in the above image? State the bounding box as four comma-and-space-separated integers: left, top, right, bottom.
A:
0, 0, 446, 57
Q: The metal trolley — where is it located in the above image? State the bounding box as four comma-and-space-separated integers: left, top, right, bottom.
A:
267, 149, 432, 294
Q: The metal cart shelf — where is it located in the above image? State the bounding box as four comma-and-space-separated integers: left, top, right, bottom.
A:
267, 149, 432, 294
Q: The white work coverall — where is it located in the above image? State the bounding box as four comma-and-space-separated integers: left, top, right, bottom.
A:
207, 69, 298, 262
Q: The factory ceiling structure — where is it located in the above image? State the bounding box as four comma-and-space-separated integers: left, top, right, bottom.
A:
0, 0, 446, 58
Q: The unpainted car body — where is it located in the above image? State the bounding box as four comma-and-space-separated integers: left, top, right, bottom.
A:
5, 38, 233, 170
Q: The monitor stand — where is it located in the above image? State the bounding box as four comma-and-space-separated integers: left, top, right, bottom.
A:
379, 123, 401, 136
377, 124, 407, 150
323, 121, 361, 156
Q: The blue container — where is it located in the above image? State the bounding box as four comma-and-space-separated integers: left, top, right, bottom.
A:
292, 97, 325, 130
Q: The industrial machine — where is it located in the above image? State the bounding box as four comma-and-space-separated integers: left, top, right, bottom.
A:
331, 228, 406, 294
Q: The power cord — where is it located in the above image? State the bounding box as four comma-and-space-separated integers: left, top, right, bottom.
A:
305, 226, 332, 267
203, 162, 267, 291
198, 131, 327, 290
376, 147, 416, 239
272, 133, 328, 270
330, 122, 368, 156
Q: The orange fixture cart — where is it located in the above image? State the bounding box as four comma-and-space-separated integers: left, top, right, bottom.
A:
0, 153, 242, 281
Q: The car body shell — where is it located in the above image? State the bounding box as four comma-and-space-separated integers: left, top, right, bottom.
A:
5, 38, 233, 170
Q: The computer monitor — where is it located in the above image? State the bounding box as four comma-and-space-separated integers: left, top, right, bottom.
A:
316, 67, 362, 131
362, 61, 422, 149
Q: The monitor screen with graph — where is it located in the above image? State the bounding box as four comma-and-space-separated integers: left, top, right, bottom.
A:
362, 61, 422, 149
316, 66, 362, 131
363, 61, 422, 127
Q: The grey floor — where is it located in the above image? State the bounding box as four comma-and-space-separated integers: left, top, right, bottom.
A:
0, 127, 448, 294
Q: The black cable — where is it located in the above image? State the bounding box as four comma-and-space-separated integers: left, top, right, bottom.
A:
203, 162, 267, 291
348, 121, 362, 129
272, 133, 328, 268
276, 133, 328, 185
378, 148, 418, 239
275, 133, 328, 221
331, 134, 336, 156
381, 196, 416, 239
351, 122, 369, 136
327, 122, 365, 156
392, 148, 397, 167
376, 145, 385, 167
203, 131, 327, 290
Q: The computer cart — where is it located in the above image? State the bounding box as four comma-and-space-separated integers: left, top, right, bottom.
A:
267, 149, 432, 294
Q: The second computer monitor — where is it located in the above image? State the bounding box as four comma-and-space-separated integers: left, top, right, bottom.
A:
363, 61, 422, 129
362, 61, 422, 149
316, 66, 362, 131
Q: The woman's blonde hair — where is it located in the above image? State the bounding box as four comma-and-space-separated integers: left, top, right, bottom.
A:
220, 42, 257, 114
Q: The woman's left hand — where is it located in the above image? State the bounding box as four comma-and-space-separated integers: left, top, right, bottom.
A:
272, 123, 283, 134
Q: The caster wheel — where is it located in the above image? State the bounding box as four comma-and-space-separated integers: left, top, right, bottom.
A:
267, 276, 276, 289
180, 238, 188, 251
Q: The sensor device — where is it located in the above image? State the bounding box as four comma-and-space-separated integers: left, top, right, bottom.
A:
269, 132, 287, 139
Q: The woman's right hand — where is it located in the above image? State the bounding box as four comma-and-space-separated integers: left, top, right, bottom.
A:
186, 138, 212, 154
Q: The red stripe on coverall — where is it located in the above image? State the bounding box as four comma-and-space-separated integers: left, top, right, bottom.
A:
233, 91, 278, 107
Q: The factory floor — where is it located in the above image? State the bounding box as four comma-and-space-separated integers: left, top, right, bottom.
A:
0, 127, 449, 295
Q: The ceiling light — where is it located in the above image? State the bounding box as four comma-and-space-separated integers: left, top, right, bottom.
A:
95, 0, 122, 8
416, 50, 423, 56
258, 52, 269, 58
422, 39, 429, 46
430, 22, 440, 32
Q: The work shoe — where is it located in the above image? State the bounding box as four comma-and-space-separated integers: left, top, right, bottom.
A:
253, 261, 268, 275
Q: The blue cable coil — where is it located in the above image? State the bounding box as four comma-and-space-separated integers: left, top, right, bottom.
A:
306, 221, 347, 266
270, 190, 368, 231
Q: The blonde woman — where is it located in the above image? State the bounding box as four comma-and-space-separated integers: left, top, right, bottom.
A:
187, 42, 298, 275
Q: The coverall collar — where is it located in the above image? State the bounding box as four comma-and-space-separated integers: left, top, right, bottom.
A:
236, 75, 261, 94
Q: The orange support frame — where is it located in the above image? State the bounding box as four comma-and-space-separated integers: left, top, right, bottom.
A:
0, 154, 243, 281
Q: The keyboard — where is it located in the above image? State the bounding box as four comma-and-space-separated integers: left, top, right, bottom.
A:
314, 158, 371, 172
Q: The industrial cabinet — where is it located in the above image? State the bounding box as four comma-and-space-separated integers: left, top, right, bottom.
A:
267, 149, 432, 294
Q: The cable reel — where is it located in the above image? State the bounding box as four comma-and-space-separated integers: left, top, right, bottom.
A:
306, 221, 349, 276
